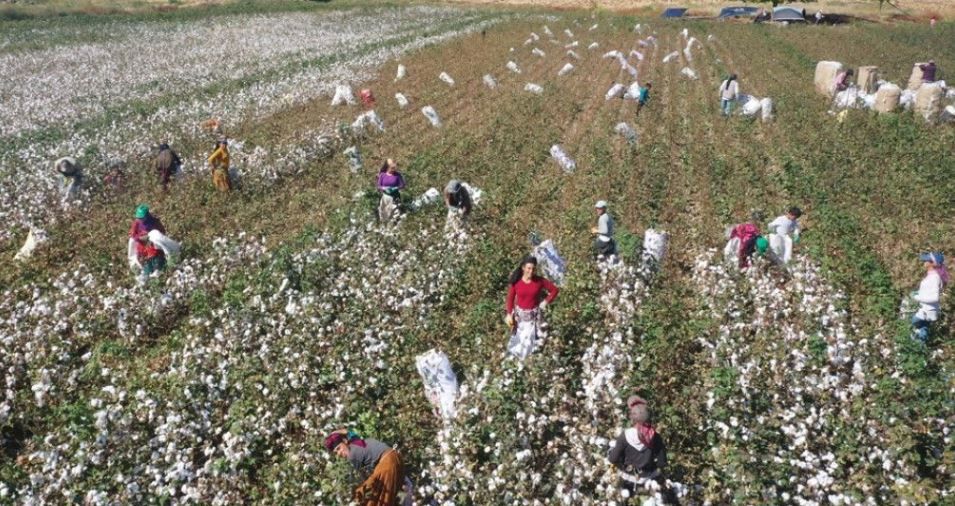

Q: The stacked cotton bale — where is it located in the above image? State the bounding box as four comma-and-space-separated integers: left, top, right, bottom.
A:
814, 61, 844, 97
908, 63, 926, 90
856, 66, 879, 94
874, 83, 901, 113
915, 82, 944, 122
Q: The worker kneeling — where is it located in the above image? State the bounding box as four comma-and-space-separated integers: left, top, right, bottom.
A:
325, 430, 409, 506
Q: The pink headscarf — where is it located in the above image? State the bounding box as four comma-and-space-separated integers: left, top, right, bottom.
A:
627, 396, 657, 446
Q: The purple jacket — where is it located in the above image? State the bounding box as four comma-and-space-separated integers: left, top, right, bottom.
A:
377, 171, 406, 192
920, 63, 937, 82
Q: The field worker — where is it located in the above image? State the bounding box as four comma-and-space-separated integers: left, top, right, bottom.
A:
155, 143, 182, 191
325, 429, 405, 506
910, 252, 948, 343
208, 139, 231, 192
377, 158, 406, 222
443, 179, 472, 216
505, 255, 559, 359
930, 16, 937, 28
719, 74, 739, 116
766, 207, 802, 264
637, 82, 652, 107
54, 157, 82, 203
919, 60, 937, 83
728, 211, 763, 269
814, 10, 824, 24
129, 204, 167, 278
591, 200, 616, 258
608, 396, 672, 501
833, 68, 853, 92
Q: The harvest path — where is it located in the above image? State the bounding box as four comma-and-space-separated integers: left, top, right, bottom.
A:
1, 7, 952, 505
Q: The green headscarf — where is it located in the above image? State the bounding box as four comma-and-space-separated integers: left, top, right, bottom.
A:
135, 204, 149, 219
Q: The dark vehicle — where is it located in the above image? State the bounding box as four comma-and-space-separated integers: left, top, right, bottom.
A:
661, 7, 688, 18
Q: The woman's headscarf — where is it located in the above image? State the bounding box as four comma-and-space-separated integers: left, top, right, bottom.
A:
923, 252, 950, 286
323, 430, 367, 451
626, 395, 656, 446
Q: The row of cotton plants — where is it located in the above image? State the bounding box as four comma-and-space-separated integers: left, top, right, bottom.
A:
690, 251, 950, 504
0, 8, 505, 244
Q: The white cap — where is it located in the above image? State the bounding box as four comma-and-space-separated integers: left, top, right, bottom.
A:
595, 200, 608, 209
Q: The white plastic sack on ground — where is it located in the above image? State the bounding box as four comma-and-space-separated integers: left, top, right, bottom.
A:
662, 51, 679, 63
421, 106, 441, 127
127, 238, 141, 271
525, 83, 544, 95
642, 229, 669, 270
14, 228, 47, 262
344, 146, 362, 172
614, 122, 638, 145
330, 85, 355, 106
533, 239, 567, 286
543, 25, 553, 36
147, 230, 180, 263
411, 187, 441, 211
565, 41, 579, 49
768, 233, 793, 264
532, 48, 546, 57
624, 81, 641, 100
415, 349, 459, 420
531, 32, 540, 41
634, 23, 642, 33
379, 194, 399, 222
603, 50, 623, 60
833, 87, 861, 110
483, 74, 497, 89
558, 63, 575, 76
523, 38, 534, 46
681, 28, 689, 39
395, 64, 406, 82
638, 39, 649, 48
589, 23, 599, 31
605, 83, 626, 100
550, 144, 576, 173
683, 47, 693, 62
899, 89, 916, 110
680, 67, 698, 80
438, 72, 455, 86
566, 50, 580, 60
740, 95, 762, 116
630, 50, 644, 61
352, 110, 385, 132
760, 98, 774, 122
564, 28, 574, 38
395, 93, 409, 109
506, 61, 521, 74
588, 42, 599, 50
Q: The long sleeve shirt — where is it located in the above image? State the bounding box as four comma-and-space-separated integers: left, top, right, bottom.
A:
596, 213, 614, 242
128, 216, 166, 259
719, 79, 739, 101
346, 438, 392, 480
156, 149, 182, 173
914, 269, 943, 320
207, 146, 230, 170
506, 276, 559, 313
767, 215, 800, 238
377, 172, 406, 192
607, 428, 667, 478
919, 63, 937, 82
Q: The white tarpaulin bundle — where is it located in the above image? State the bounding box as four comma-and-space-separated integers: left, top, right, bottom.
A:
525, 83, 544, 94
662, 51, 679, 63
395, 64, 406, 82
506, 61, 521, 74
411, 187, 441, 211
566, 50, 580, 60
351, 110, 385, 133
483, 74, 497, 89
439, 72, 455, 86
532, 48, 546, 57
605, 83, 626, 100
415, 349, 459, 420
330, 85, 355, 106
740, 94, 762, 116
642, 229, 669, 271
534, 239, 567, 287
14, 228, 47, 261
558, 63, 575, 76
550, 144, 576, 173
395, 93, 409, 109
344, 146, 362, 172
680, 67, 699, 80
588, 42, 599, 50
614, 122, 638, 145
421, 106, 441, 127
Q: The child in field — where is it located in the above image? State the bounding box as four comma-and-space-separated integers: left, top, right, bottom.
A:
719, 74, 739, 116
910, 252, 948, 343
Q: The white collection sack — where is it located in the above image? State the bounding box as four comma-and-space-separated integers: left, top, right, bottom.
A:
564, 28, 574, 38
483, 74, 498, 89
415, 349, 459, 420
352, 110, 385, 133
642, 229, 669, 270
127, 238, 141, 271
533, 239, 567, 287
565, 41, 579, 49
411, 187, 441, 211
438, 72, 455, 86
589, 23, 599, 31
532, 48, 546, 57
768, 234, 793, 264
506, 61, 522, 74
395, 64, 407, 81
330, 85, 355, 106
614, 122, 638, 145
605, 83, 626, 100
588, 42, 599, 50
543, 25, 553, 36
421, 106, 442, 127
550, 144, 576, 173
525, 83, 544, 95
344, 146, 362, 172
662, 51, 679, 63
395, 93, 409, 109
630, 50, 644, 61
14, 228, 48, 262
760, 98, 774, 122
147, 230, 181, 263
624, 81, 642, 100
603, 50, 623, 60
558, 63, 575, 76
723, 237, 741, 264
680, 67, 699, 80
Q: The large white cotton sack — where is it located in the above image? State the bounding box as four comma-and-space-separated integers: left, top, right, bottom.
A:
814, 61, 843, 97
723, 237, 741, 264
352, 110, 385, 133
558, 63, 575, 76
588, 42, 599, 50
330, 85, 355, 106
940, 105, 955, 123
832, 88, 861, 110
530, 32, 540, 41
662, 51, 679, 63
624, 81, 641, 100
506, 61, 521, 74
14, 228, 47, 262
483, 74, 497, 89
523, 37, 533, 46
769, 234, 793, 264
525, 83, 544, 95
614, 122, 638, 145
741, 95, 762, 116
565, 41, 579, 49
550, 144, 576, 173
422, 106, 441, 127
415, 349, 459, 420
532, 48, 546, 57
543, 25, 553, 36
533, 239, 567, 286
343, 146, 362, 173
147, 230, 180, 263
589, 23, 599, 31
603, 50, 623, 60
127, 238, 141, 272
856, 66, 879, 94
566, 49, 580, 60
564, 28, 574, 38
642, 229, 669, 271
915, 82, 944, 122
874, 83, 901, 113
899, 89, 916, 110
395, 93, 409, 109
605, 83, 626, 100
395, 64, 406, 82
760, 98, 774, 122
411, 188, 441, 211
439, 72, 455, 86
680, 67, 698, 80
908, 63, 926, 91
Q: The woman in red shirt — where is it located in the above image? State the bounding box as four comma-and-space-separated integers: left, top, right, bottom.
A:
505, 256, 559, 359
